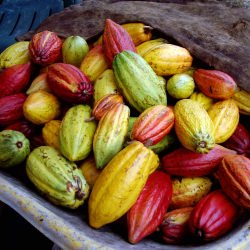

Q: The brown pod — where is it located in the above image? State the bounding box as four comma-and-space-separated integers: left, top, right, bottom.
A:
159, 207, 193, 244
189, 190, 239, 242
91, 93, 124, 121
215, 154, 250, 209
131, 105, 174, 146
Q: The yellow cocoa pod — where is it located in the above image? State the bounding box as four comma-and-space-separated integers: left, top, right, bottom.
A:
26, 73, 51, 95
80, 45, 108, 82
232, 88, 250, 115
23, 90, 61, 125
0, 41, 30, 68
174, 99, 215, 153
88, 141, 159, 228
93, 69, 118, 103
208, 99, 239, 143
136, 38, 167, 57
190, 91, 214, 110
79, 157, 101, 189
143, 43, 193, 76
169, 177, 212, 210
42, 120, 61, 151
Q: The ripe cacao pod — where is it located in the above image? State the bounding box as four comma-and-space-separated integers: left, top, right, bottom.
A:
193, 69, 237, 99
189, 190, 239, 241
174, 99, 215, 153
127, 170, 172, 244
159, 207, 193, 244
29, 30, 62, 66
189, 91, 213, 110
93, 103, 130, 169
59, 105, 97, 162
47, 63, 93, 104
88, 141, 159, 229
0, 93, 27, 126
215, 154, 250, 209
162, 144, 236, 177
143, 43, 193, 76
223, 123, 250, 154
23, 90, 61, 125
0, 62, 32, 98
130, 105, 174, 146
26, 146, 89, 209
113, 50, 167, 113
232, 88, 250, 115
208, 99, 239, 143
26, 72, 51, 95
102, 19, 136, 65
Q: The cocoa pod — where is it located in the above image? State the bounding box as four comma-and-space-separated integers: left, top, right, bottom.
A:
127, 170, 172, 244
189, 190, 239, 241
215, 154, 250, 209
26, 72, 51, 95
162, 144, 236, 177
0, 93, 26, 126
102, 19, 136, 65
223, 123, 250, 155
47, 63, 93, 104
159, 207, 193, 244
193, 69, 237, 99
0, 62, 32, 98
130, 105, 174, 146
29, 30, 62, 66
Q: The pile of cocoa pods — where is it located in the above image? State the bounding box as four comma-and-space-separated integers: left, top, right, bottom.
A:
0, 19, 249, 246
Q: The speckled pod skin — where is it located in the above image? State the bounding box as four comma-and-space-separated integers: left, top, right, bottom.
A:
26, 146, 89, 209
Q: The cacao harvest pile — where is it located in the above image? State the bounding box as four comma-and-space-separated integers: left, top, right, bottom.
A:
0, 16, 249, 248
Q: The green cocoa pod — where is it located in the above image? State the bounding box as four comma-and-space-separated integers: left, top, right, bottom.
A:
93, 69, 118, 104
0, 130, 30, 168
62, 35, 89, 67
59, 105, 97, 161
26, 146, 89, 209
113, 50, 167, 113
149, 134, 176, 154
93, 103, 130, 169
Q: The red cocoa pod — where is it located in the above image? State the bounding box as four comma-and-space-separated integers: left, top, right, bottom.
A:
0, 93, 26, 126
223, 123, 250, 155
47, 63, 93, 104
29, 30, 62, 66
127, 170, 172, 244
0, 62, 32, 98
91, 93, 124, 120
159, 207, 193, 244
4, 119, 36, 139
103, 19, 136, 65
189, 190, 239, 242
130, 105, 174, 146
162, 144, 236, 177
215, 154, 250, 209
193, 69, 237, 99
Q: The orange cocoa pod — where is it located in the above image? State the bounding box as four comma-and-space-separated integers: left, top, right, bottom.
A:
131, 105, 174, 146
193, 69, 237, 99
29, 30, 62, 66
91, 93, 124, 121
26, 72, 51, 95
215, 154, 250, 209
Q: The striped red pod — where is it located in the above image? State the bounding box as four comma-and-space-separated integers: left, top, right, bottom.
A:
102, 19, 136, 65
130, 105, 174, 146
127, 170, 173, 244
193, 69, 237, 99
91, 93, 124, 120
47, 63, 93, 104
29, 30, 62, 66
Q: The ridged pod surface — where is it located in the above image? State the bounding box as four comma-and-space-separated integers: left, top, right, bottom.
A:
131, 105, 174, 146
190, 91, 213, 110
88, 141, 159, 228
174, 99, 215, 153
93, 103, 130, 169
113, 50, 167, 113
232, 88, 250, 115
127, 170, 172, 243
208, 99, 239, 143
26, 146, 89, 209
59, 105, 96, 162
